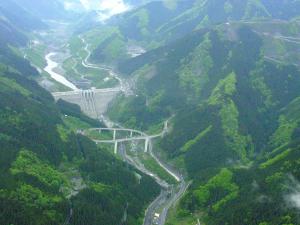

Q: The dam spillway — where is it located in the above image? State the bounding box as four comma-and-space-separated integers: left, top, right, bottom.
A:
52, 88, 120, 119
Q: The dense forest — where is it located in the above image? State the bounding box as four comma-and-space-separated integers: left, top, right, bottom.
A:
0, 2, 160, 224
100, 1, 300, 224
0, 54, 160, 225
107, 25, 300, 224
0, 56, 160, 225
87, 0, 300, 65
1, 0, 300, 225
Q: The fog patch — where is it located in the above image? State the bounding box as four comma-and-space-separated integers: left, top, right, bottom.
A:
70, 0, 130, 21
64, 1, 86, 12
284, 175, 300, 210
97, 0, 130, 21
257, 194, 272, 203
79, 0, 91, 10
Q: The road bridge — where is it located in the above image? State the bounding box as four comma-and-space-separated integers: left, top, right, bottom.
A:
86, 127, 157, 154
89, 127, 146, 138
86, 120, 186, 225
86, 118, 171, 155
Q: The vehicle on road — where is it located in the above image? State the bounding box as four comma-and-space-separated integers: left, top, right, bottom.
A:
153, 213, 160, 225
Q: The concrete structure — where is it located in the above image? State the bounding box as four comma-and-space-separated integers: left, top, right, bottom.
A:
87, 128, 160, 154
52, 88, 120, 118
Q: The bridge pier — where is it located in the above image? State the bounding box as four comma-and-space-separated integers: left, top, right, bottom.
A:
113, 129, 116, 140
149, 140, 153, 152
87, 128, 160, 154
114, 141, 118, 154
144, 138, 149, 153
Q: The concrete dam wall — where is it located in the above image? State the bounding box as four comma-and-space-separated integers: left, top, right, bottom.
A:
52, 89, 119, 119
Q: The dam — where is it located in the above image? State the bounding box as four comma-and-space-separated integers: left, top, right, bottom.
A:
52, 88, 120, 119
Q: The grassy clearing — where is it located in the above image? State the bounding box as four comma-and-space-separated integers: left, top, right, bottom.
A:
85, 130, 113, 140
37, 72, 72, 92
166, 207, 201, 225
146, 121, 164, 135
141, 154, 177, 184
64, 30, 121, 89
24, 43, 47, 69
63, 116, 93, 131
69, 36, 85, 56
127, 145, 177, 184
260, 148, 292, 169
62, 53, 118, 89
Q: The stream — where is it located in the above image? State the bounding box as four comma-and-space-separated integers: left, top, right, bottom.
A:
44, 52, 79, 91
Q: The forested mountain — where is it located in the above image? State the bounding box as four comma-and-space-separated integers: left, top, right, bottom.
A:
0, 0, 48, 47
1, 0, 300, 225
0, 44, 159, 225
87, 0, 300, 65
0, 1, 46, 31
0, 0, 42, 78
95, 1, 300, 224
0, 0, 75, 25
11, 0, 69, 20
108, 24, 300, 224
0, 5, 159, 225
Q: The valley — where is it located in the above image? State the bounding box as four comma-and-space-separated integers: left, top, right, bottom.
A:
1, 1, 300, 225
35, 21, 189, 225
44, 52, 79, 90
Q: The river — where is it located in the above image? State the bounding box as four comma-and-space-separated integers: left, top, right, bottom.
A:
41, 33, 187, 225
44, 52, 79, 91
80, 39, 188, 224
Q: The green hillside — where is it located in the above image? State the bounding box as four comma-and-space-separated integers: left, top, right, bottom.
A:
2, 1, 300, 225
0, 0, 46, 31
0, 5, 160, 224
11, 0, 71, 20
107, 23, 300, 224
0, 58, 159, 225
86, 0, 300, 66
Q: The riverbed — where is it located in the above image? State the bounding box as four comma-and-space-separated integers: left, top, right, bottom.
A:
44, 52, 79, 91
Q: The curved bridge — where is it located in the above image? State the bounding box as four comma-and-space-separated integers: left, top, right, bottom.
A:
86, 127, 165, 154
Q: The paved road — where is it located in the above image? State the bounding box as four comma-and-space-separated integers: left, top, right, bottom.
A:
118, 143, 171, 225
79, 37, 132, 95
63, 203, 73, 225
142, 144, 189, 225
142, 119, 189, 225
42, 31, 188, 225
119, 143, 169, 188
113, 121, 188, 225
159, 181, 191, 225
147, 139, 190, 225
143, 189, 169, 225
256, 30, 300, 44
253, 30, 300, 67
149, 142, 181, 183
89, 127, 146, 136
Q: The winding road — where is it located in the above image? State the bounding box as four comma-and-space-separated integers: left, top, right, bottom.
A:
97, 120, 187, 225
78, 40, 189, 224
41, 31, 188, 225
79, 37, 132, 95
